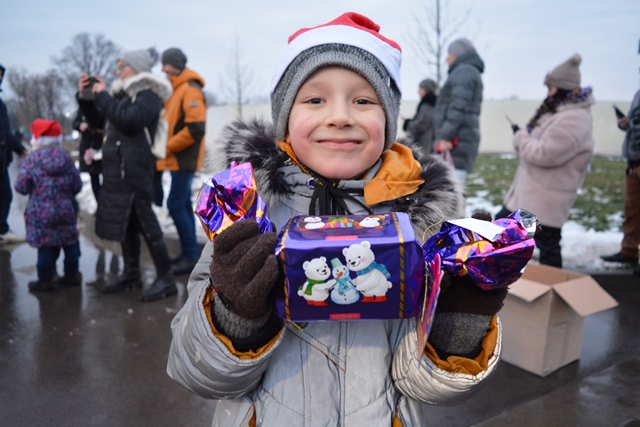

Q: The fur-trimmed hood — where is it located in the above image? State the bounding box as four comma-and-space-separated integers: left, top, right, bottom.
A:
110, 72, 173, 102
203, 119, 466, 240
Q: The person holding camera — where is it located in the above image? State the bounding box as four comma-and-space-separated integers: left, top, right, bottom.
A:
495, 53, 595, 268
76, 47, 178, 302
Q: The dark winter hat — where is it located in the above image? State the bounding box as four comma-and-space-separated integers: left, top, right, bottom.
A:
118, 47, 159, 73
270, 12, 403, 149
419, 78, 437, 94
448, 38, 475, 58
161, 48, 187, 71
544, 53, 582, 91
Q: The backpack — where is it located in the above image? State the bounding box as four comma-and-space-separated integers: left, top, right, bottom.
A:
144, 109, 168, 160
626, 105, 640, 162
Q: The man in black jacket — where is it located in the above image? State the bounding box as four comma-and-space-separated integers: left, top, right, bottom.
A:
0, 64, 28, 245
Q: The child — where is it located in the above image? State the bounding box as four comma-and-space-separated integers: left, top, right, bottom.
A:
15, 119, 83, 291
168, 13, 507, 426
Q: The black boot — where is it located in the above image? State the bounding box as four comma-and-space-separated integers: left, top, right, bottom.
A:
103, 237, 142, 294
140, 238, 177, 302
29, 280, 55, 292
140, 274, 178, 302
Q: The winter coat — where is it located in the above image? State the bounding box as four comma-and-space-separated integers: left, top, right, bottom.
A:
503, 97, 595, 228
14, 145, 82, 248
0, 97, 27, 173
156, 67, 206, 172
433, 51, 484, 173
403, 93, 436, 154
167, 119, 503, 427
78, 72, 172, 241
72, 109, 104, 174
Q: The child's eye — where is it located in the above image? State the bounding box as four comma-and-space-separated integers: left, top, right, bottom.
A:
355, 99, 374, 105
306, 98, 323, 104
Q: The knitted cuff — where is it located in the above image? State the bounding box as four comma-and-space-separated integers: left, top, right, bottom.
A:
212, 295, 271, 339
428, 312, 492, 359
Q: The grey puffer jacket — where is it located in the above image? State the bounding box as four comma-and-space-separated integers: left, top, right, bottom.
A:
433, 51, 484, 173
167, 120, 502, 427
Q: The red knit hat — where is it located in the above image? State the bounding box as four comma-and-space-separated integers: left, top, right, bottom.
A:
31, 118, 63, 147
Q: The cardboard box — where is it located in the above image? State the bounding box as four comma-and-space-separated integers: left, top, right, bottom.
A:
499, 263, 618, 377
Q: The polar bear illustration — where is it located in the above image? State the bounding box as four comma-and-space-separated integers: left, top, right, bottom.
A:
298, 256, 336, 306
342, 241, 392, 302
358, 216, 382, 228
329, 258, 360, 305
303, 216, 325, 230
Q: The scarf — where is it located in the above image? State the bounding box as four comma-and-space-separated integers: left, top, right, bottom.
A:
526, 86, 593, 132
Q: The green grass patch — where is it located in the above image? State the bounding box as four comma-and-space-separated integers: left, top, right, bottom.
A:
466, 154, 626, 232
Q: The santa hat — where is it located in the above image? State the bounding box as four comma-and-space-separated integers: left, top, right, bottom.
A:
270, 12, 403, 149
31, 118, 63, 148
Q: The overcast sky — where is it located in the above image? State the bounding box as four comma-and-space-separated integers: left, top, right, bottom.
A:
2, 0, 639, 103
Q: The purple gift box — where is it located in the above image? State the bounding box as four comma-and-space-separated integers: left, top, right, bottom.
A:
273, 213, 425, 322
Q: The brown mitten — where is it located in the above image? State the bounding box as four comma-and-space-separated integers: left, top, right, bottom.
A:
428, 210, 508, 359
211, 220, 279, 320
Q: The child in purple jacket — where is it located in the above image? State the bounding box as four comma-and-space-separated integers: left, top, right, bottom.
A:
15, 119, 83, 291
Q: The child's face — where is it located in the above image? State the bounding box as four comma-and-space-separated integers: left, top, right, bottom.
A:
286, 66, 386, 180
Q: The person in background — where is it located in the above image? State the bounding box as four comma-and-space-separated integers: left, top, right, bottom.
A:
14, 119, 82, 291
0, 64, 28, 245
601, 50, 640, 273
433, 38, 484, 182
156, 47, 206, 276
77, 47, 178, 302
72, 108, 104, 201
167, 13, 508, 425
495, 53, 595, 268
402, 78, 437, 153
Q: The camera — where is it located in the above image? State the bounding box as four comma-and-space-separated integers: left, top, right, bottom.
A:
80, 76, 99, 100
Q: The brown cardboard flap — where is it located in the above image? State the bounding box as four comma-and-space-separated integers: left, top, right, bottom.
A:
508, 278, 551, 302
553, 279, 619, 317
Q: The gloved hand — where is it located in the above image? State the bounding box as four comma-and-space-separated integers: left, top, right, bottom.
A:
511, 124, 520, 134
428, 210, 508, 359
210, 220, 279, 320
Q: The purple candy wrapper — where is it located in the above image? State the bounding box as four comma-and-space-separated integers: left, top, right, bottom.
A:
194, 162, 273, 241
422, 209, 538, 290
273, 213, 426, 322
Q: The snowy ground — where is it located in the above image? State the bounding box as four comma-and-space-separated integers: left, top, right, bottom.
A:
76, 171, 627, 273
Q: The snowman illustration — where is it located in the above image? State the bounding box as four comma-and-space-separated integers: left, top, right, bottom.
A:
302, 216, 325, 230
329, 258, 360, 305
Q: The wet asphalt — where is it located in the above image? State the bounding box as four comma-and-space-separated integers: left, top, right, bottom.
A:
1, 166, 640, 426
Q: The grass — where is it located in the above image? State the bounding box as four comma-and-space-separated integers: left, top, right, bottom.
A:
466, 154, 627, 232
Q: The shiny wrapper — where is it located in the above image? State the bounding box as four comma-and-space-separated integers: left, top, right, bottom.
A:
194, 162, 273, 241
422, 209, 538, 290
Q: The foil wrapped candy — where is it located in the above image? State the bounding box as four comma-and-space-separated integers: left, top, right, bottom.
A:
422, 209, 539, 291
194, 161, 273, 241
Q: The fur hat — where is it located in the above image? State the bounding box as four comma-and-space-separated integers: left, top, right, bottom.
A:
270, 12, 403, 149
544, 53, 582, 91
118, 47, 159, 73
448, 38, 475, 58
419, 78, 437, 94
161, 48, 187, 71
30, 118, 62, 149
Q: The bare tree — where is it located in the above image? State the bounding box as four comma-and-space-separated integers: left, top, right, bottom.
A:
52, 33, 120, 96
7, 68, 70, 133
219, 37, 254, 118
406, 0, 473, 89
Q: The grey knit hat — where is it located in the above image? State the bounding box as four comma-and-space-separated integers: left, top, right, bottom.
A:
419, 78, 437, 94
161, 48, 187, 71
269, 12, 403, 150
448, 38, 476, 58
118, 47, 159, 73
544, 53, 582, 90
